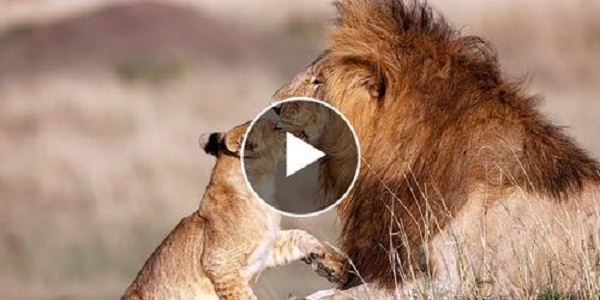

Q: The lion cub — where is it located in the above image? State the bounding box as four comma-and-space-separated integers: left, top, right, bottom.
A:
122, 120, 329, 300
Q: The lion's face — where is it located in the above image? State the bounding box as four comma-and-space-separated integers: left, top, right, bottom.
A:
272, 54, 384, 149
274, 100, 330, 146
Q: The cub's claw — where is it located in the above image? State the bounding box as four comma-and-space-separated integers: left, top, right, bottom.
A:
306, 248, 348, 285
295, 233, 349, 285
302, 252, 322, 264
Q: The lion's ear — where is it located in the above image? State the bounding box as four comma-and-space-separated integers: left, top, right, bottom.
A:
337, 55, 388, 100
361, 62, 387, 100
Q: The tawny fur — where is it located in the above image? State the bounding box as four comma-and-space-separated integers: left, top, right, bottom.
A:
122, 121, 330, 300
273, 0, 600, 298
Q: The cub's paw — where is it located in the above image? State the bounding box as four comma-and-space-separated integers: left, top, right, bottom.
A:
302, 247, 348, 285
292, 230, 348, 285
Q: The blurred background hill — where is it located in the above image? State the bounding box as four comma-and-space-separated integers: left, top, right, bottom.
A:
0, 0, 598, 299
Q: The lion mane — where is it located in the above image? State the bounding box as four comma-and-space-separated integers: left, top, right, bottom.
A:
274, 0, 600, 291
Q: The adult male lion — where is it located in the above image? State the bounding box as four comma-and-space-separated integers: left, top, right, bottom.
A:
274, 0, 600, 298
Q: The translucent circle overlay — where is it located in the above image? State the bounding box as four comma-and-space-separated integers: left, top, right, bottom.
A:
241, 97, 360, 217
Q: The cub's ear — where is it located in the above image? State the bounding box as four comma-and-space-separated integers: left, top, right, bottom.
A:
224, 127, 246, 153
224, 124, 248, 154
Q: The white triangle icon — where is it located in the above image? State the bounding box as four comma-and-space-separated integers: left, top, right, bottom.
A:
286, 132, 326, 177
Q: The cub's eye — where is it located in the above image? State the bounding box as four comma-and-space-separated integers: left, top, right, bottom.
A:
309, 76, 321, 85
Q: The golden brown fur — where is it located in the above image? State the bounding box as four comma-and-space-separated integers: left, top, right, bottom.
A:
274, 0, 600, 297
121, 213, 216, 300
122, 121, 332, 300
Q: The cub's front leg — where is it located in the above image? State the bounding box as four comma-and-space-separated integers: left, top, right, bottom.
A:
265, 229, 348, 285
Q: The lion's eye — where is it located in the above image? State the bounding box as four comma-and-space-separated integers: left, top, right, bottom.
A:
309, 76, 321, 85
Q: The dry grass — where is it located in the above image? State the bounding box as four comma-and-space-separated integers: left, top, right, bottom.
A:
0, 0, 598, 299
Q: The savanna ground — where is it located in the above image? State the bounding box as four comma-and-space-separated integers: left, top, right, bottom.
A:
0, 0, 599, 299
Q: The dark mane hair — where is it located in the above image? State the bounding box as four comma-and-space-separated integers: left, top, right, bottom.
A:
330, 0, 502, 97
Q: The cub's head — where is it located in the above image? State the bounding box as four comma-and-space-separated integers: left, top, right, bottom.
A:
199, 123, 249, 159
199, 119, 284, 200
199, 119, 284, 173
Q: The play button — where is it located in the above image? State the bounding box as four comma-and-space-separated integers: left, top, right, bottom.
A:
242, 97, 360, 217
286, 132, 325, 177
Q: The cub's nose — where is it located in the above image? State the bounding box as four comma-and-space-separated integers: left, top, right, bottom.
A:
199, 132, 221, 156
